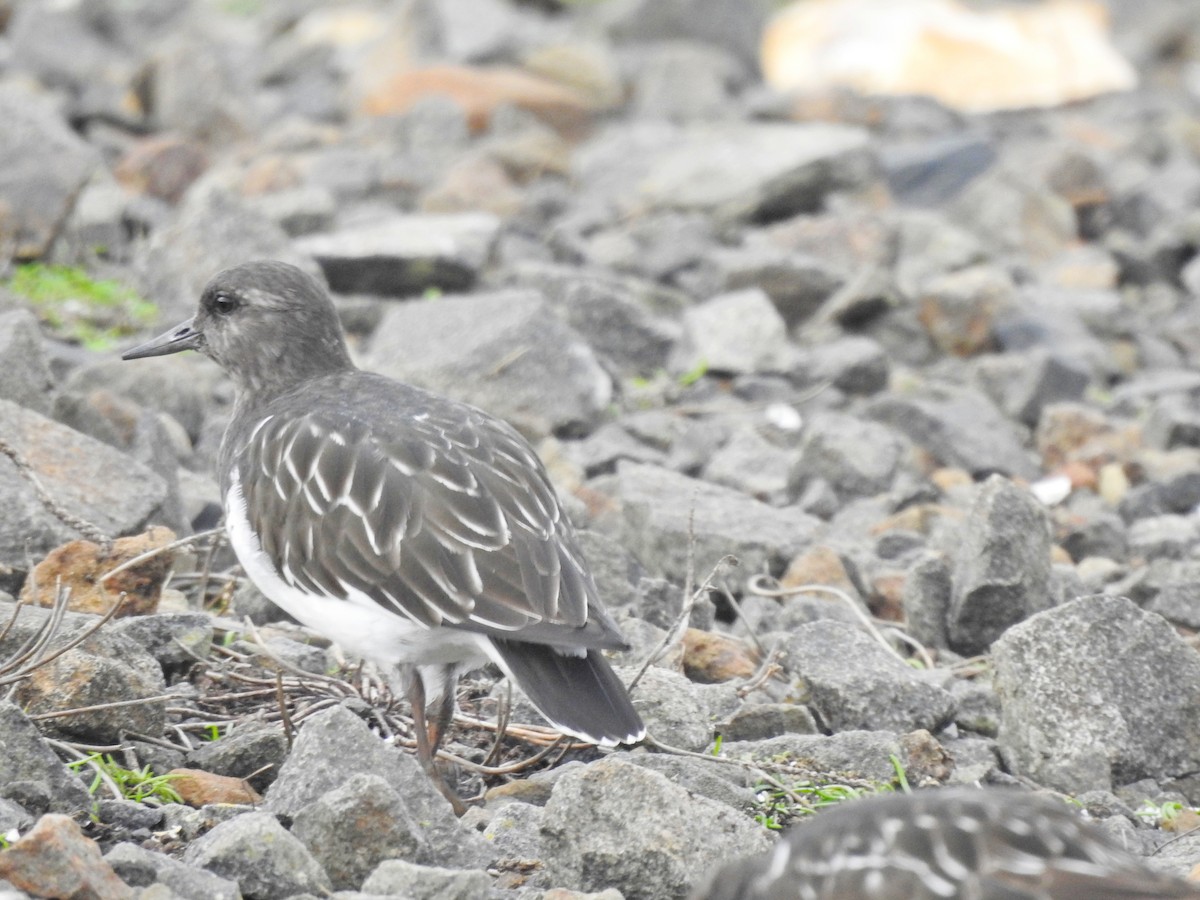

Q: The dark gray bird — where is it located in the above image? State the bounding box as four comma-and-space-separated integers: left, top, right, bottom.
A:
691, 788, 1200, 900
123, 261, 645, 784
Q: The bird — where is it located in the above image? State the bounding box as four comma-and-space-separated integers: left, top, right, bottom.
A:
690, 788, 1200, 900
122, 260, 645, 798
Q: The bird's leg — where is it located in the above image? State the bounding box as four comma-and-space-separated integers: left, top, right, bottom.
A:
426, 674, 458, 755
407, 673, 467, 816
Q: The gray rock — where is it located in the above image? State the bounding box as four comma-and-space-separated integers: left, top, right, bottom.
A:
481, 800, 545, 860
1147, 561, 1200, 629
699, 245, 843, 330
973, 351, 1091, 428
541, 757, 771, 900
149, 27, 257, 144
183, 811, 331, 899
105, 841, 240, 900
0, 310, 54, 415
703, 427, 798, 503
1128, 515, 1197, 561
584, 212, 715, 283
361, 859, 491, 900
798, 335, 890, 395
249, 186, 336, 237
1144, 396, 1200, 450
715, 702, 819, 742
594, 461, 819, 588
0, 85, 101, 258
291, 774, 431, 891
731, 593, 862, 637
627, 41, 742, 123
1061, 512, 1129, 563
627, 123, 874, 224
618, 751, 757, 811
508, 265, 679, 378
10, 621, 167, 744
673, 288, 792, 376
793, 413, 908, 500
110, 612, 212, 676
0, 798, 33, 837
780, 621, 955, 734
364, 290, 611, 438
186, 720, 289, 793
993, 595, 1200, 796
941, 736, 1001, 785
948, 476, 1054, 655
628, 666, 722, 752
0, 703, 91, 814
718, 731, 904, 784
295, 213, 499, 297
265, 704, 491, 868
867, 383, 1038, 479
0, 400, 169, 577
135, 190, 317, 322
599, 0, 771, 70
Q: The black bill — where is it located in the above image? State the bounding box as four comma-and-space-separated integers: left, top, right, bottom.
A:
122, 317, 203, 360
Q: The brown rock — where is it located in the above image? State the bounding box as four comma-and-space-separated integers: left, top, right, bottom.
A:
681, 629, 758, 684
421, 156, 523, 217
899, 729, 953, 786
20, 526, 176, 617
781, 545, 857, 595
0, 813, 134, 900
114, 135, 208, 204
917, 266, 1013, 357
870, 570, 906, 622
167, 769, 261, 808
485, 778, 554, 807
361, 65, 594, 137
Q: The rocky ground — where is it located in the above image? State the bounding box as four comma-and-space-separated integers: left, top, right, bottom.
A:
4, 0, 1200, 897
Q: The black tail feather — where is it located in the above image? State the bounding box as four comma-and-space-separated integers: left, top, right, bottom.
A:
489, 639, 645, 746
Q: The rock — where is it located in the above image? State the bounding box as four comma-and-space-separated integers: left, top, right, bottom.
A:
105, 842, 240, 900
948, 476, 1054, 655
719, 731, 904, 784
598, 0, 772, 70
973, 350, 1092, 428
365, 290, 611, 438
249, 186, 336, 237
762, 0, 1137, 112
0, 703, 91, 814
993, 595, 1200, 797
0, 814, 132, 900
681, 629, 757, 684
584, 211, 715, 283
793, 412, 909, 501
917, 265, 1015, 356
481, 800, 545, 861
798, 335, 889, 395
186, 720, 289, 793
148, 27, 257, 144
361, 858, 492, 900
716, 703, 819, 742
633, 123, 875, 224
0, 400, 169, 581
901, 553, 953, 650
295, 213, 499, 297
264, 705, 490, 868
703, 427, 798, 503
618, 752, 757, 811
1128, 515, 1197, 561
628, 666, 724, 752
19, 527, 176, 617
12, 622, 167, 744
699, 245, 842, 330
167, 770, 260, 808
0, 85, 101, 259
627, 41, 743, 123
182, 811, 331, 899
541, 757, 771, 900
672, 288, 791, 376
114, 135, 209, 205
866, 383, 1039, 479
779, 620, 955, 734
0, 310, 54, 415
109, 612, 213, 677
594, 461, 819, 588
291, 773, 432, 891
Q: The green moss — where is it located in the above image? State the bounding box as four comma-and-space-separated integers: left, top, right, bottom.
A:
6, 263, 157, 350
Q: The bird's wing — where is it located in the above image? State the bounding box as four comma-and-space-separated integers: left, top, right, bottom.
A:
234, 400, 615, 645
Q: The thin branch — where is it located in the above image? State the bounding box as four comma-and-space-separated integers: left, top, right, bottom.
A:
0, 437, 111, 546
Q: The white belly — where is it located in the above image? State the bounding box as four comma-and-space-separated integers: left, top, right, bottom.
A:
224, 473, 492, 674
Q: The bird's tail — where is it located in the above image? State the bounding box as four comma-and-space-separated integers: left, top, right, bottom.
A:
488, 639, 645, 746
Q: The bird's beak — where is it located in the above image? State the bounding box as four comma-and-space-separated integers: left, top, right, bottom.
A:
122, 317, 203, 360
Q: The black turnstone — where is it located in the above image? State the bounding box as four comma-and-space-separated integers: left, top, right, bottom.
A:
691, 788, 1200, 900
123, 261, 645, 775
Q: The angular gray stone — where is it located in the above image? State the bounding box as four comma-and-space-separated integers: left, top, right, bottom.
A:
182, 811, 331, 899
703, 427, 798, 502
291, 773, 430, 891
798, 335, 890, 395
594, 461, 819, 588
481, 800, 545, 860
793, 413, 908, 500
618, 751, 757, 811
866, 383, 1039, 479
780, 621, 955, 734
628, 41, 744, 123
948, 476, 1054, 655
186, 720, 289, 793
700, 245, 843, 330
541, 757, 771, 900
673, 288, 792, 376
718, 731, 903, 784
295, 213, 499, 297
902, 553, 953, 650
973, 350, 1091, 428
1128, 514, 1197, 561
627, 666, 721, 752
361, 859, 491, 900
0, 703, 91, 814
599, 0, 772, 69
993, 595, 1200, 797
0, 400, 169, 576
364, 290, 612, 438
265, 704, 490, 868
0, 85, 101, 258
715, 702, 819, 743
110, 612, 212, 676
105, 842, 240, 900
0, 310, 54, 415
632, 123, 875, 223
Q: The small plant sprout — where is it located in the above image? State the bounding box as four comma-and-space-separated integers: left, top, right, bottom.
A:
67, 754, 184, 805
677, 359, 708, 387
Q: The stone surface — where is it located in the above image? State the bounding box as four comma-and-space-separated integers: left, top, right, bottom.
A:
673, 288, 791, 375
182, 811, 331, 899
0, 703, 92, 814
0, 310, 54, 415
993, 595, 1200, 797
105, 842, 240, 900
361, 858, 491, 900
541, 757, 771, 900
0, 814, 132, 900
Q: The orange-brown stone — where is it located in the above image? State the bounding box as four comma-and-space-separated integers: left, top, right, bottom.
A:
681, 628, 758, 684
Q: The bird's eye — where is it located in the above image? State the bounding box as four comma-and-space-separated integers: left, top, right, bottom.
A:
211, 293, 238, 315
